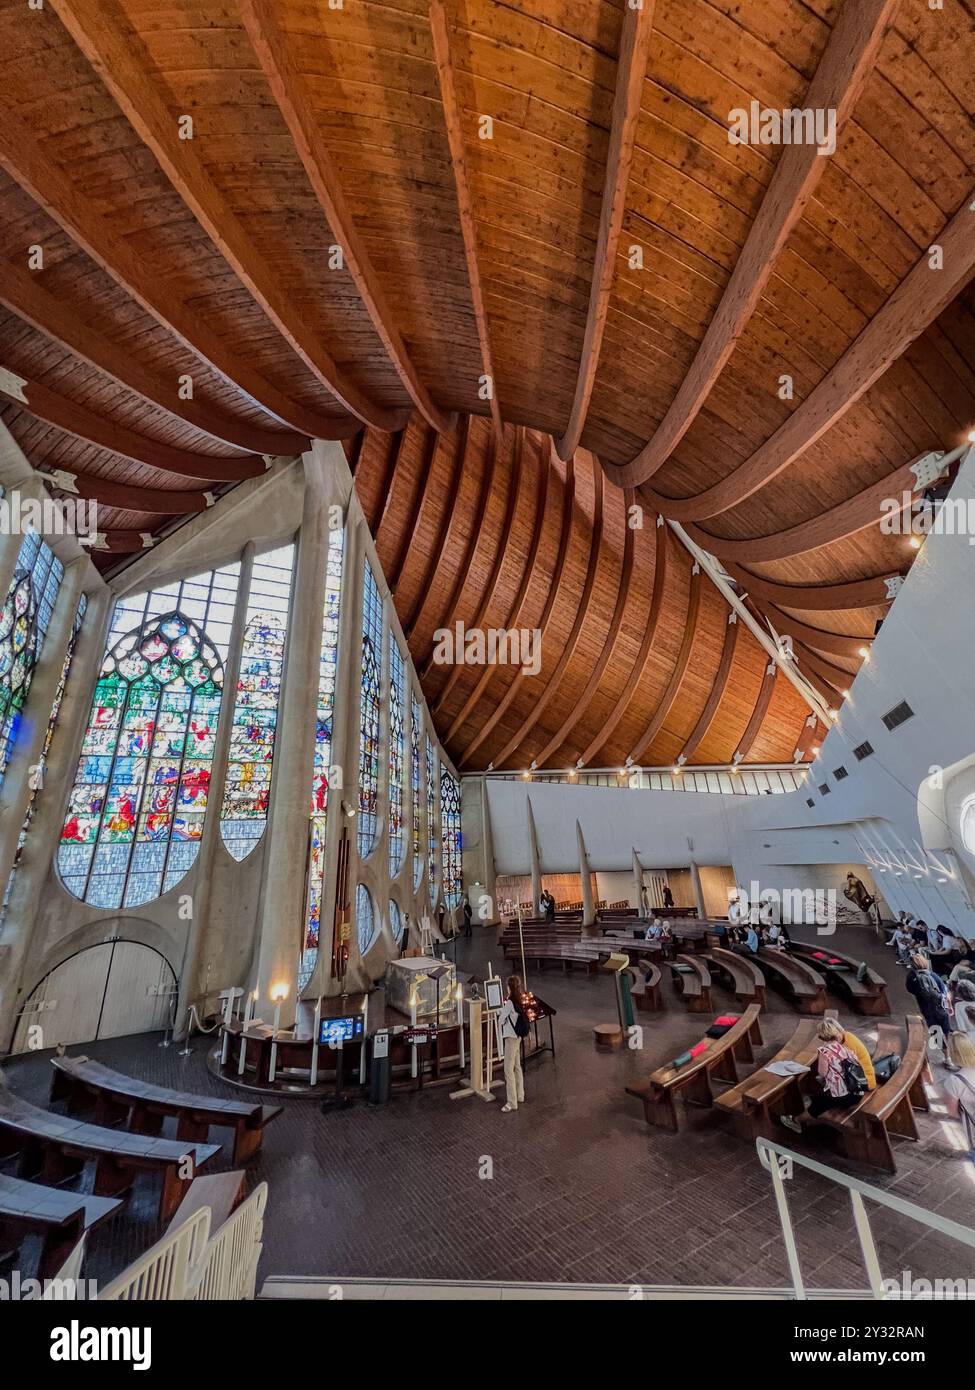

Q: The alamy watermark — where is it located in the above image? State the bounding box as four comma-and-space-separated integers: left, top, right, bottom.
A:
730, 880, 837, 933
0, 488, 99, 545
880, 492, 975, 544
727, 101, 836, 157
431, 621, 541, 675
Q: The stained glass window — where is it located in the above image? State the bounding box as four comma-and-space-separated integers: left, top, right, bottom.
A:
0, 593, 86, 929
357, 560, 383, 859
356, 882, 378, 956
0, 530, 65, 788
440, 766, 462, 909
426, 740, 438, 901
57, 565, 239, 909
389, 898, 403, 946
300, 524, 344, 993
220, 545, 295, 861
388, 634, 406, 877
411, 692, 423, 891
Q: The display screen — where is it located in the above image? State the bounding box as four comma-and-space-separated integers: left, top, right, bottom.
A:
319, 1015, 365, 1046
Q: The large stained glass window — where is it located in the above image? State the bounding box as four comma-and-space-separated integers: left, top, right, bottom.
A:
389, 897, 403, 946
300, 524, 344, 993
0, 593, 86, 929
220, 545, 295, 861
0, 530, 65, 788
57, 565, 238, 909
426, 740, 438, 901
388, 634, 406, 877
440, 767, 462, 909
411, 692, 423, 891
357, 560, 383, 859
356, 882, 378, 957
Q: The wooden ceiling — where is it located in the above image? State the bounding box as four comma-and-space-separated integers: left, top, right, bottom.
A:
0, 0, 972, 772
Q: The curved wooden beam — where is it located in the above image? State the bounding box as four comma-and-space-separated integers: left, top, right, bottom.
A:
0, 371, 266, 483
677, 612, 740, 763
580, 518, 666, 767
238, 0, 452, 434
491, 460, 605, 767
423, 424, 504, 690
403, 415, 470, 637
733, 661, 778, 763
791, 639, 856, 690
444, 435, 548, 739
723, 559, 899, 612
386, 426, 441, 597
678, 453, 927, 564
460, 449, 575, 764
795, 650, 845, 710
532, 489, 636, 766
51, 0, 397, 433
602, 0, 899, 489
555, 0, 655, 461
428, 0, 502, 437
640, 191, 975, 518
757, 601, 872, 660
627, 560, 702, 763
0, 101, 354, 440
429, 426, 526, 700
371, 428, 408, 535
42, 467, 213, 515
0, 259, 312, 455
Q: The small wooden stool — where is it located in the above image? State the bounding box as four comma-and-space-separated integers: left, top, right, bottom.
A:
593, 1023, 622, 1050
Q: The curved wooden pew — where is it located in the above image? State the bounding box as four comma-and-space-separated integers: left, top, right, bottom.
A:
757, 947, 826, 1014
715, 1012, 839, 1140
626, 963, 662, 1013
626, 1004, 764, 1132
0, 1173, 122, 1282
51, 1056, 282, 1165
788, 943, 890, 1016
0, 1088, 220, 1222
700, 947, 766, 1008
669, 954, 713, 1013
820, 1015, 932, 1173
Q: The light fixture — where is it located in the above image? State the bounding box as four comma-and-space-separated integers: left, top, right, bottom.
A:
270, 982, 289, 1003
828, 709, 839, 721
812, 745, 820, 757
967, 428, 975, 443
672, 766, 682, 776
730, 765, 739, 775
858, 647, 870, 660
521, 770, 530, 780
909, 536, 921, 550
841, 689, 850, 698
567, 768, 576, 780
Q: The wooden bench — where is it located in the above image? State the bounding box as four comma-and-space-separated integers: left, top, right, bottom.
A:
626, 963, 662, 1012
757, 947, 826, 1014
0, 1174, 122, 1282
700, 947, 766, 1008
820, 1015, 932, 1173
502, 944, 597, 975
626, 1005, 764, 1132
669, 954, 713, 1013
715, 1013, 838, 1140
50, 1056, 282, 1166
789, 943, 891, 1016
0, 1089, 221, 1223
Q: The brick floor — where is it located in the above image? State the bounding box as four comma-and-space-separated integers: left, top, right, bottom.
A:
3, 922, 974, 1292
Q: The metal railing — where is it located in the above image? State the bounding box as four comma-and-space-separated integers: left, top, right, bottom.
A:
757, 1137, 975, 1299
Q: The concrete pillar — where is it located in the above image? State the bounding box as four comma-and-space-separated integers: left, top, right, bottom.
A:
526, 795, 542, 912
474, 776, 498, 925
0, 578, 112, 1050
577, 820, 594, 928
174, 546, 253, 1036
631, 847, 645, 914
689, 859, 706, 920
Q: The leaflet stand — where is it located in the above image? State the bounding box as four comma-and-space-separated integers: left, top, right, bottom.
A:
449, 966, 504, 1103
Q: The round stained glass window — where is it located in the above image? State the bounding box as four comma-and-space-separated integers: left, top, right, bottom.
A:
961, 794, 975, 856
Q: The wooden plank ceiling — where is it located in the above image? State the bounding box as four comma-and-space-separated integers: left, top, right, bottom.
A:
0, 0, 972, 773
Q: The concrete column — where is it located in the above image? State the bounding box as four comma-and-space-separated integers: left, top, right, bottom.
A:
526, 795, 542, 912
250, 461, 332, 1025
174, 546, 253, 1036
631, 847, 646, 914
689, 859, 706, 919
0, 474, 53, 616
479, 777, 498, 924
577, 820, 594, 928
0, 579, 112, 1050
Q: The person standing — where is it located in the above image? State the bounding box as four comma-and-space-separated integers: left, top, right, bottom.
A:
906, 951, 958, 1071
499, 975, 528, 1113
462, 893, 472, 938
663, 884, 675, 909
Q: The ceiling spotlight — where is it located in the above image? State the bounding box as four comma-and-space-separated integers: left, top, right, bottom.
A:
567, 768, 577, 779
858, 647, 870, 660
672, 766, 682, 776
841, 689, 850, 698
967, 429, 975, 444
828, 709, 839, 721
521, 770, 530, 780
812, 745, 820, 757
908, 536, 921, 550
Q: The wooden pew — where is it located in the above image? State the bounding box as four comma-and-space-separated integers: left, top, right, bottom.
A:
0, 1089, 221, 1223
757, 947, 826, 1015
0, 1174, 122, 1282
820, 1015, 932, 1173
789, 943, 891, 1016
626, 963, 662, 1012
669, 954, 713, 1013
700, 947, 766, 1008
715, 1015, 834, 1140
626, 1005, 764, 1132
50, 1056, 282, 1165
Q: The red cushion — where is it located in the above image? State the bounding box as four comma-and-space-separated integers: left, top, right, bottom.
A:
689, 1041, 708, 1058
714, 1014, 740, 1026
812, 950, 827, 959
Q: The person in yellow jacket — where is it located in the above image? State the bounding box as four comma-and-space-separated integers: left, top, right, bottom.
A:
841, 1027, 876, 1090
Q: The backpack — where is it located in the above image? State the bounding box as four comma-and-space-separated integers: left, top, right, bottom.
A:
841, 1053, 869, 1097
913, 969, 944, 1003
512, 1004, 530, 1038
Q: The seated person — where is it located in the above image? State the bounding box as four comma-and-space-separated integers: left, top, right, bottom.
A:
734, 923, 760, 955
912, 918, 930, 948
780, 1020, 868, 1132
891, 922, 915, 967
644, 916, 669, 942
949, 951, 975, 987
766, 921, 790, 949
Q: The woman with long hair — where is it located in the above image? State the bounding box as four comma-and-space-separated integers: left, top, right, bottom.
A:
499, 974, 527, 1113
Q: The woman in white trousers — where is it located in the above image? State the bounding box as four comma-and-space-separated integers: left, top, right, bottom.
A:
499, 975, 526, 1112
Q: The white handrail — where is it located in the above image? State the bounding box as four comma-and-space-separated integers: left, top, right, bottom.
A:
99, 1208, 211, 1301
189, 1183, 267, 1301
756, 1137, 975, 1299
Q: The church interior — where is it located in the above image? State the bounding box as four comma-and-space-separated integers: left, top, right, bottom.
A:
0, 0, 974, 1317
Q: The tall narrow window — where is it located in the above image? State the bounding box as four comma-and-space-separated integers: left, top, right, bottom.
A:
357, 560, 383, 859
356, 882, 378, 956
300, 525, 344, 993
411, 691, 423, 891
1, 593, 86, 929
220, 544, 295, 861
0, 530, 65, 788
388, 633, 406, 876
426, 740, 438, 901
57, 565, 239, 908
440, 766, 462, 909
389, 898, 403, 946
